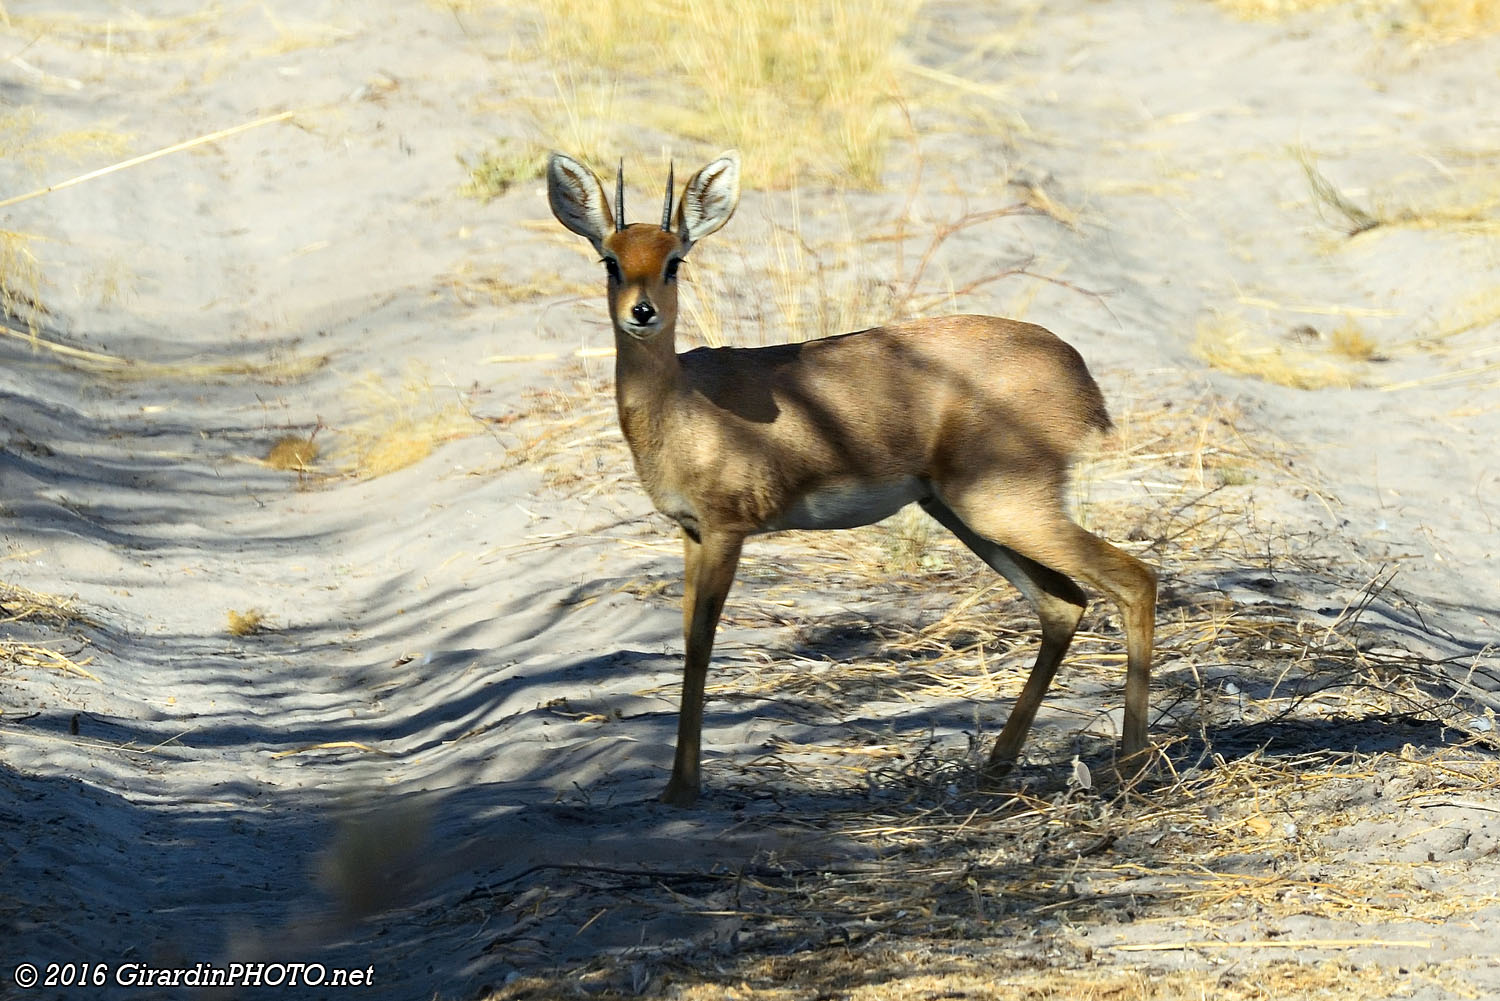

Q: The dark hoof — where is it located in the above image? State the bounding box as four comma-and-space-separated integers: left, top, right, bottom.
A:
980, 757, 1017, 789
659, 780, 699, 807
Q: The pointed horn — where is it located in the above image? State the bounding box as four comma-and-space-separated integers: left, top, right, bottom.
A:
615, 158, 625, 231
661, 160, 675, 231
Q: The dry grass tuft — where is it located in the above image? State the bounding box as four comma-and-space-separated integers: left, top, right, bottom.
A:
438, 261, 594, 307
265, 435, 320, 472
458, 139, 548, 202
1407, 0, 1500, 40
1214, 0, 1500, 40
499, 953, 1475, 1000
507, 0, 920, 187
1193, 312, 1366, 389
0, 107, 131, 176
1327, 318, 1379, 360
1298, 144, 1500, 237
487, 737, 1499, 999
0, 324, 328, 382
0, 575, 100, 680
0, 108, 128, 336
0, 229, 44, 339
226, 608, 268, 636
1297, 147, 1380, 236
333, 370, 482, 479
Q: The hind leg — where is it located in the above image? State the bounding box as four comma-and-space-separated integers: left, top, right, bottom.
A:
921, 497, 1088, 775
932, 487, 1157, 770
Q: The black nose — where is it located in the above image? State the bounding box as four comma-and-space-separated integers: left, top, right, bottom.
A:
631, 300, 656, 325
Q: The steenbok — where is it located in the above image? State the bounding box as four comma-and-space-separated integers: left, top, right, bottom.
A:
548, 151, 1156, 806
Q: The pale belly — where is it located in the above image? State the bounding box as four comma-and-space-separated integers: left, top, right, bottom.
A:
760, 477, 928, 533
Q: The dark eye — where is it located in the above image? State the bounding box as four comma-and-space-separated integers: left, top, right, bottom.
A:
602, 257, 621, 283
664, 258, 682, 283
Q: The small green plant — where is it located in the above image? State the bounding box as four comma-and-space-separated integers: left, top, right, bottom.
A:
458, 141, 548, 202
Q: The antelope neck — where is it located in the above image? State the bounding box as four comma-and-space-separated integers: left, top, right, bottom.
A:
613, 319, 682, 415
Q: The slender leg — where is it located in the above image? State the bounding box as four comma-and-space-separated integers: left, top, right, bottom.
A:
1115, 548, 1156, 771
921, 498, 1088, 774
681, 528, 700, 640
661, 530, 744, 806
933, 492, 1157, 772
1015, 522, 1154, 770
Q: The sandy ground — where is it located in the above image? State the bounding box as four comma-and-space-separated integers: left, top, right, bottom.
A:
3, 1, 1499, 999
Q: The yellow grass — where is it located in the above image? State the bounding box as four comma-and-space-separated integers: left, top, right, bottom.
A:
226, 608, 267, 636
458, 139, 548, 202
1216, 0, 1354, 15
1215, 0, 1500, 39
1328, 318, 1378, 360
1297, 144, 1500, 238
0, 108, 130, 177
333, 369, 481, 479
680, 202, 905, 351
1, 576, 100, 680
508, 0, 920, 187
0, 108, 129, 337
550, 957, 1470, 1001
1194, 313, 1366, 389
265, 435, 319, 472
0, 229, 43, 339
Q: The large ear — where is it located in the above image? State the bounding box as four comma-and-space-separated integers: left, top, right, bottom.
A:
674, 150, 740, 252
548, 152, 614, 254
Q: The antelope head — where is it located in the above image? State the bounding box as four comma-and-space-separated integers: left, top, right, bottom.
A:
547, 151, 740, 342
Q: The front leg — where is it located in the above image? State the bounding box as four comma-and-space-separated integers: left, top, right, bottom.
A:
661, 529, 743, 806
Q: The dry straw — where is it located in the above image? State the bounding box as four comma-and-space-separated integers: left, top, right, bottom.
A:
1297, 145, 1500, 238
1192, 312, 1366, 389
488, 740, 1498, 998
1, 323, 328, 381
1, 107, 315, 374
331, 369, 483, 479
496, 92, 1499, 994
0, 574, 99, 681
0, 111, 295, 211
1215, 0, 1500, 41
225, 608, 268, 637
499, 0, 921, 186
494, 245, 1498, 998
